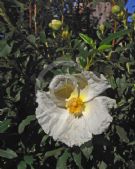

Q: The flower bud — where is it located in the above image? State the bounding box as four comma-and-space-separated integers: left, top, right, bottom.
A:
49, 19, 62, 31
62, 30, 70, 39
98, 24, 105, 34
112, 5, 121, 14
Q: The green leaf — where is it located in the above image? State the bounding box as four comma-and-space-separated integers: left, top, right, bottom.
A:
30, 165, 34, 169
116, 76, 127, 95
99, 161, 107, 169
0, 40, 6, 49
40, 31, 46, 43
108, 76, 117, 89
0, 119, 11, 133
114, 153, 125, 163
12, 0, 25, 11
17, 161, 27, 169
72, 39, 81, 49
0, 148, 18, 159
116, 125, 129, 143
100, 29, 130, 45
15, 91, 21, 102
0, 40, 13, 57
44, 147, 65, 161
98, 45, 112, 51
0, 3, 15, 30
79, 33, 94, 47
72, 152, 83, 169
81, 143, 93, 161
40, 135, 49, 146
18, 115, 36, 134
27, 35, 36, 44
24, 155, 34, 166
0, 3, 5, 17
56, 150, 70, 169
128, 141, 135, 145
79, 57, 87, 68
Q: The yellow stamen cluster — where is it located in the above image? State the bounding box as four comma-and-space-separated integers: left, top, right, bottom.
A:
66, 97, 85, 117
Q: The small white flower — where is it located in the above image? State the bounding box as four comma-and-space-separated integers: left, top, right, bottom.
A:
36, 71, 116, 147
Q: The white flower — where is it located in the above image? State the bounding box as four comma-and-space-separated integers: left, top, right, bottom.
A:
36, 71, 116, 147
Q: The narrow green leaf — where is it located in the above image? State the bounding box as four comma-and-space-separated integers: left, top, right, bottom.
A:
18, 115, 36, 134
0, 119, 11, 133
0, 3, 15, 30
79, 57, 87, 68
116, 125, 129, 143
79, 33, 94, 47
40, 31, 46, 43
73, 152, 83, 169
128, 141, 135, 145
44, 147, 65, 161
0, 3, 5, 17
100, 29, 130, 45
40, 135, 49, 146
17, 161, 27, 169
98, 45, 112, 51
0, 148, 18, 159
15, 91, 21, 102
56, 150, 70, 169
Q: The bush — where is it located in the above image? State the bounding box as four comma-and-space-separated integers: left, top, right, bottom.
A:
0, 0, 135, 168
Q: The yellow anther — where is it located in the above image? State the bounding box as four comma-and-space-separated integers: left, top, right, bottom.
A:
66, 97, 85, 117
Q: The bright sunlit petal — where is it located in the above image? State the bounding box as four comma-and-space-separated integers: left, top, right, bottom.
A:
80, 71, 111, 102
83, 96, 116, 135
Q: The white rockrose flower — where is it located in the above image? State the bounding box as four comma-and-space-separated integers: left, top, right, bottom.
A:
36, 71, 116, 147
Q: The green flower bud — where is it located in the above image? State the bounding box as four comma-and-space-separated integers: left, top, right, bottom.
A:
62, 30, 70, 39
49, 19, 62, 31
98, 24, 105, 34
112, 5, 121, 14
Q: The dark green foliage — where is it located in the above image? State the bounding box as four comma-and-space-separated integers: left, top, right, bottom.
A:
0, 0, 135, 168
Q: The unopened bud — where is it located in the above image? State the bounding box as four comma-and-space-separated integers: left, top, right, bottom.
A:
49, 19, 62, 31
112, 5, 121, 14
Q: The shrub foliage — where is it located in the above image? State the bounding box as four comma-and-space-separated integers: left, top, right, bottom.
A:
0, 0, 135, 168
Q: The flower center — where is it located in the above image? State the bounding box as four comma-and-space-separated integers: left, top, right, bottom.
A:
66, 97, 85, 117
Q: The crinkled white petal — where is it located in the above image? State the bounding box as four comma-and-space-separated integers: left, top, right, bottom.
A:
36, 90, 69, 135
36, 90, 92, 147
80, 71, 111, 101
83, 96, 116, 135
